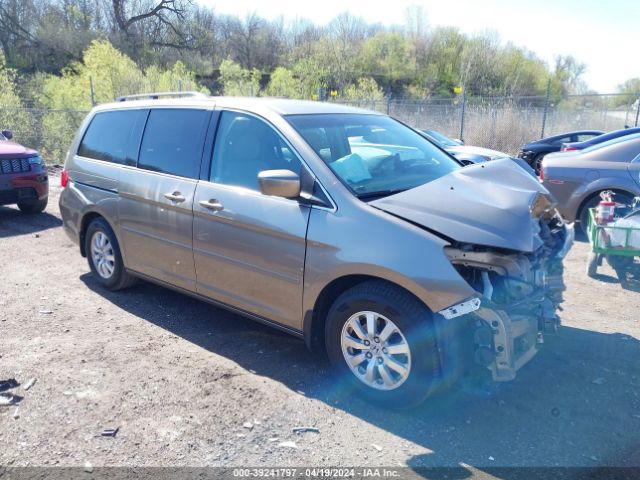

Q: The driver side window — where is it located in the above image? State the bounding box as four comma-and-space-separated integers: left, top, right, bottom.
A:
210, 111, 302, 191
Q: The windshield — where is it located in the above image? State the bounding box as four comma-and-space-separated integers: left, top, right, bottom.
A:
287, 114, 460, 198
420, 129, 460, 147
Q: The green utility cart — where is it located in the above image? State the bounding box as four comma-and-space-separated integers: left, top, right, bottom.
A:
586, 208, 640, 285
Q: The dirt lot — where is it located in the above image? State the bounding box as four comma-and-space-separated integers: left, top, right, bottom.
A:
1, 173, 639, 474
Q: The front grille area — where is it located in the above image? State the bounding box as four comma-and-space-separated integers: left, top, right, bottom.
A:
0, 158, 31, 174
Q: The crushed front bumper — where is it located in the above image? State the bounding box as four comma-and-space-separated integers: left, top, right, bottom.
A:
441, 220, 574, 381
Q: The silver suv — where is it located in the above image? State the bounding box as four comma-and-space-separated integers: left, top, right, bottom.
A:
60, 93, 573, 407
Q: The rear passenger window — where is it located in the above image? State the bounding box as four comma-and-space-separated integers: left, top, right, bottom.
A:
78, 110, 143, 165
138, 109, 209, 179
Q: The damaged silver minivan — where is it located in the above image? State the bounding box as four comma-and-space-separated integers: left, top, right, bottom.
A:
59, 94, 573, 407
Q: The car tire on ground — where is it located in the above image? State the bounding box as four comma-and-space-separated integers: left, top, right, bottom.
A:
325, 280, 440, 409
17, 197, 48, 214
533, 153, 546, 174
85, 217, 136, 291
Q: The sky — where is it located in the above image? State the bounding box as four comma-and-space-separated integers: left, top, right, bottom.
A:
196, 0, 639, 93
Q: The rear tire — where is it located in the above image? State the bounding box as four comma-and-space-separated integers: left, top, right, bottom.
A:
85, 218, 136, 291
17, 197, 48, 214
325, 280, 440, 409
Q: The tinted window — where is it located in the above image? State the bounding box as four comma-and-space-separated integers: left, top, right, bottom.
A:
138, 109, 209, 179
287, 114, 459, 198
550, 136, 571, 145
210, 111, 302, 191
78, 110, 143, 164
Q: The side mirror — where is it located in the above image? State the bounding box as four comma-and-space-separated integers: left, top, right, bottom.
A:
453, 138, 464, 145
2, 129, 13, 140
258, 169, 301, 198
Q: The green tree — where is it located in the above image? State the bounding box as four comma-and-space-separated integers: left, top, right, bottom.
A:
218, 58, 261, 96
342, 77, 384, 101
144, 61, 208, 93
0, 53, 35, 149
360, 32, 412, 92
264, 67, 300, 98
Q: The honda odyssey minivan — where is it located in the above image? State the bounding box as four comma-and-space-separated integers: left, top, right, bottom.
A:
60, 93, 573, 407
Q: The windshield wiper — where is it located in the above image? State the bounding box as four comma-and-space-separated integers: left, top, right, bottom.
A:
356, 188, 409, 199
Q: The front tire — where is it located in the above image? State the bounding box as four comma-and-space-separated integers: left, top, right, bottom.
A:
85, 218, 136, 291
17, 197, 48, 214
325, 281, 440, 408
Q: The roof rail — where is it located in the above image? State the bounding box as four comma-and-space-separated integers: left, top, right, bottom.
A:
115, 91, 208, 102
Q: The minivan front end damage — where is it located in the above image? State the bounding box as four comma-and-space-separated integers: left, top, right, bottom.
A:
441, 212, 573, 381
369, 159, 574, 382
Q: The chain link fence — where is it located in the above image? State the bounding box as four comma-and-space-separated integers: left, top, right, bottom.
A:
1, 93, 638, 164
334, 93, 640, 156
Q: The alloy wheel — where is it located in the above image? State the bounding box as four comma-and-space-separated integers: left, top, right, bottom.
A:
340, 311, 412, 390
90, 231, 115, 279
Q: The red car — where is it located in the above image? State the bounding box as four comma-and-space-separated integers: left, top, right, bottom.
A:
0, 129, 48, 213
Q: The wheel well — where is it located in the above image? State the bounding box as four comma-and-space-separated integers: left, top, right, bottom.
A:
576, 189, 635, 223
79, 212, 104, 257
305, 275, 422, 354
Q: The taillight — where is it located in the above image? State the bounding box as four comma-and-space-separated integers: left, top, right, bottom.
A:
539, 166, 544, 181
61, 169, 69, 188
561, 146, 577, 152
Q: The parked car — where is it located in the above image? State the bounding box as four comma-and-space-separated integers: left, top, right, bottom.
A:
60, 94, 573, 407
417, 129, 509, 165
418, 129, 463, 147
519, 130, 604, 172
561, 127, 640, 151
541, 133, 640, 235
416, 129, 537, 176
0, 128, 49, 213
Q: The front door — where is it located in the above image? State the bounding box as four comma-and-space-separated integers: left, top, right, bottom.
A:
193, 111, 310, 329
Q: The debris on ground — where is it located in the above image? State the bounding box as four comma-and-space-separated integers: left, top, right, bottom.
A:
84, 461, 93, 473
292, 426, 319, 433
23, 378, 37, 391
99, 427, 119, 438
38, 310, 53, 315
371, 443, 383, 452
242, 421, 254, 430
0, 378, 19, 392
0, 392, 23, 406
488, 456, 495, 461
13, 408, 20, 419
592, 378, 606, 385
278, 441, 299, 449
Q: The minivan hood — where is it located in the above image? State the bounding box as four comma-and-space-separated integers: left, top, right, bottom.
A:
371, 158, 555, 252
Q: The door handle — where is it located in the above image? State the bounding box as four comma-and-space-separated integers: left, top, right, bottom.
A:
164, 191, 186, 203
199, 199, 224, 212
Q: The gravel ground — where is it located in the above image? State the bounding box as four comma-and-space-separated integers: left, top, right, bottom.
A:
1, 173, 639, 473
